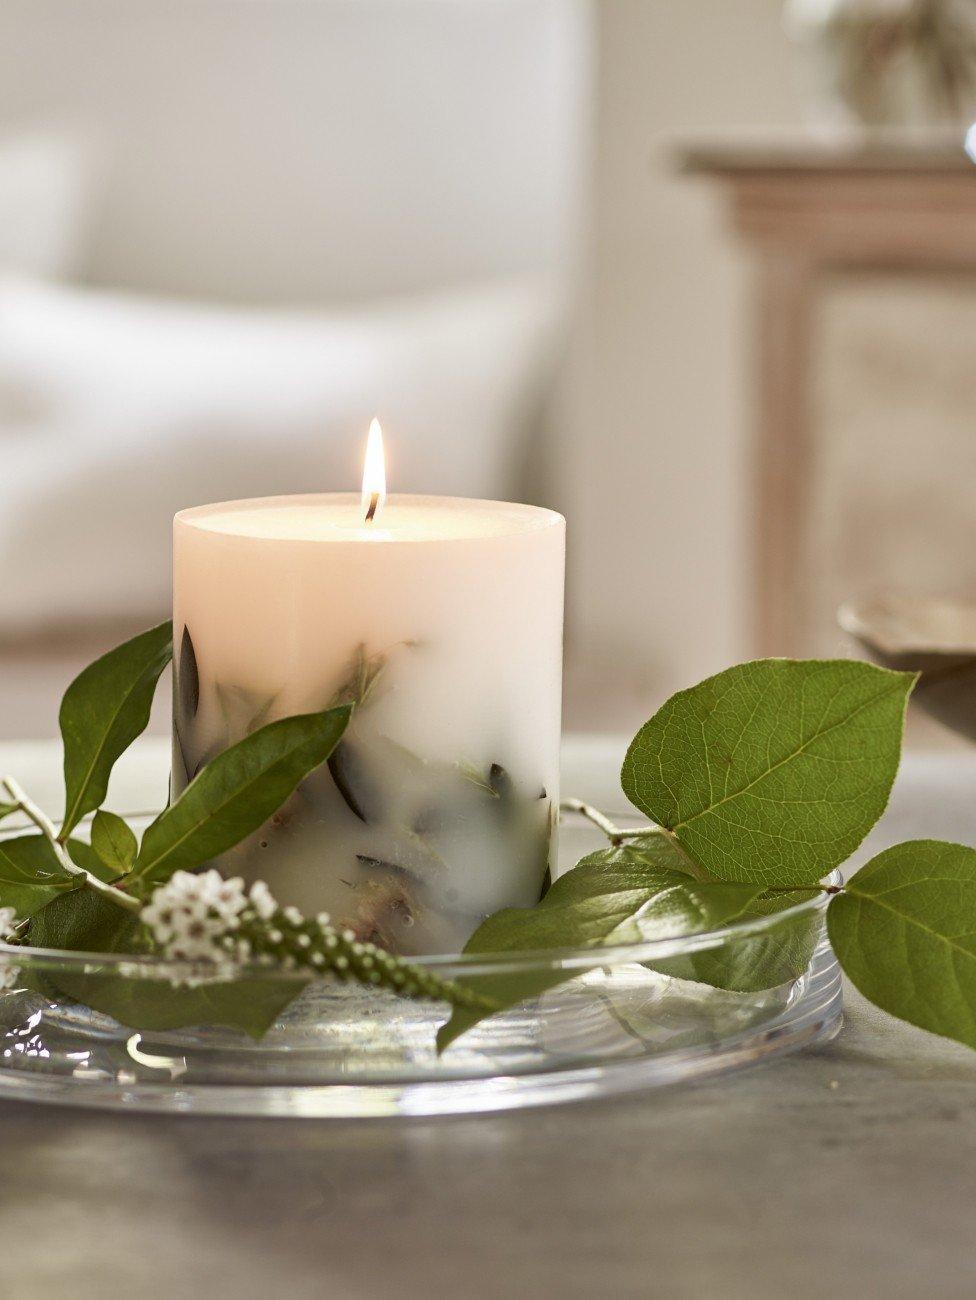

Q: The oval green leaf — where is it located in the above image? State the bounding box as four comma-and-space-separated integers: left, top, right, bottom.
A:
828, 839, 976, 1052
622, 659, 916, 886
131, 706, 351, 887
90, 809, 138, 874
59, 622, 174, 838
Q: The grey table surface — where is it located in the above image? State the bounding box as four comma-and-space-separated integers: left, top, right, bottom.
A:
2, 739, 976, 1300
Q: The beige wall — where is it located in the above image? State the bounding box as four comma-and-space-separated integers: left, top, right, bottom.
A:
562, 0, 802, 729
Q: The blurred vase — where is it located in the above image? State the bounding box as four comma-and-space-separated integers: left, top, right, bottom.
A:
785, 0, 976, 131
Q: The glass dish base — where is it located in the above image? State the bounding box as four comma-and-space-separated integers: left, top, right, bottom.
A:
0, 807, 843, 1118
0, 941, 841, 1118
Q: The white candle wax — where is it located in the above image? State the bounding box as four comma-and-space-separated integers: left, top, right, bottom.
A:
173, 493, 565, 955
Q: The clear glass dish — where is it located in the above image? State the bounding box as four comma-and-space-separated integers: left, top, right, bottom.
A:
0, 815, 842, 1117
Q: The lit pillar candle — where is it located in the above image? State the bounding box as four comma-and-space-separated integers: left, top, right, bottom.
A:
172, 424, 565, 955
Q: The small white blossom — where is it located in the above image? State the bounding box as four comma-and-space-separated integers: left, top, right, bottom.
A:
141, 870, 250, 964
141, 872, 282, 975
249, 880, 277, 921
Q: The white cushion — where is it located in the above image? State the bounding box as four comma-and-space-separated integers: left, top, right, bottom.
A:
0, 275, 560, 631
0, 2, 585, 301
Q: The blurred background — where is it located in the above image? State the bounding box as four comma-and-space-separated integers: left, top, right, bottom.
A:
2, 0, 976, 743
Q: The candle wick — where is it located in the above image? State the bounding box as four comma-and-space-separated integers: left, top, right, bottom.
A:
364, 492, 380, 523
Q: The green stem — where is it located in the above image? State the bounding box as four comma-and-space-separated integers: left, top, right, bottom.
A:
242, 911, 497, 1013
560, 799, 630, 842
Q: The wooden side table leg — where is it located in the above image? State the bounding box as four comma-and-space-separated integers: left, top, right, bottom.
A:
753, 252, 815, 658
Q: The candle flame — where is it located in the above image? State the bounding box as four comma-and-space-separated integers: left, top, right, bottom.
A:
362, 418, 387, 523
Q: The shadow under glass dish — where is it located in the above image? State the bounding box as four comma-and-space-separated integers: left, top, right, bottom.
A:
0, 814, 842, 1117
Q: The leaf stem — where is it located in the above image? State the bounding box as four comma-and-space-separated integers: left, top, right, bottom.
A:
6, 917, 30, 945
762, 883, 844, 896
0, 776, 141, 914
560, 798, 628, 843
560, 798, 663, 847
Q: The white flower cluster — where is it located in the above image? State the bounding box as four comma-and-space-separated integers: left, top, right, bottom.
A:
138, 870, 494, 1011
141, 869, 276, 967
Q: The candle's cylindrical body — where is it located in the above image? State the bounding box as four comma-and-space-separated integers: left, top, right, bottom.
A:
173, 494, 565, 956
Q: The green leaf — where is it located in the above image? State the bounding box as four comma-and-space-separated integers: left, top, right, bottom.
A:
29, 883, 134, 952
828, 840, 976, 1053
621, 659, 916, 887
131, 706, 351, 887
0, 835, 76, 917
0, 802, 20, 824
90, 809, 137, 874
0, 833, 135, 919
28, 888, 302, 1037
437, 845, 766, 1052
76, 973, 305, 1038
59, 621, 173, 838
649, 889, 822, 994
66, 836, 124, 883
558, 830, 706, 886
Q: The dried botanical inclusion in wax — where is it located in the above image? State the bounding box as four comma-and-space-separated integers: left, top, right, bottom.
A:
173, 630, 554, 956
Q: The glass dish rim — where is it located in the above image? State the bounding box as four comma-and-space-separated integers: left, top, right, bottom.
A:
0, 812, 838, 980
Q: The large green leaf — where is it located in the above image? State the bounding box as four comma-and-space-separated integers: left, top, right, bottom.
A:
0, 836, 76, 917
59, 622, 173, 838
67, 970, 305, 1038
0, 833, 132, 920
828, 840, 976, 1052
27, 888, 303, 1037
621, 659, 915, 887
29, 883, 135, 953
437, 843, 766, 1052
131, 706, 351, 887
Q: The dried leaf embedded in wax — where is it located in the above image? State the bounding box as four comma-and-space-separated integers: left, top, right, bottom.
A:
178, 626, 200, 721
